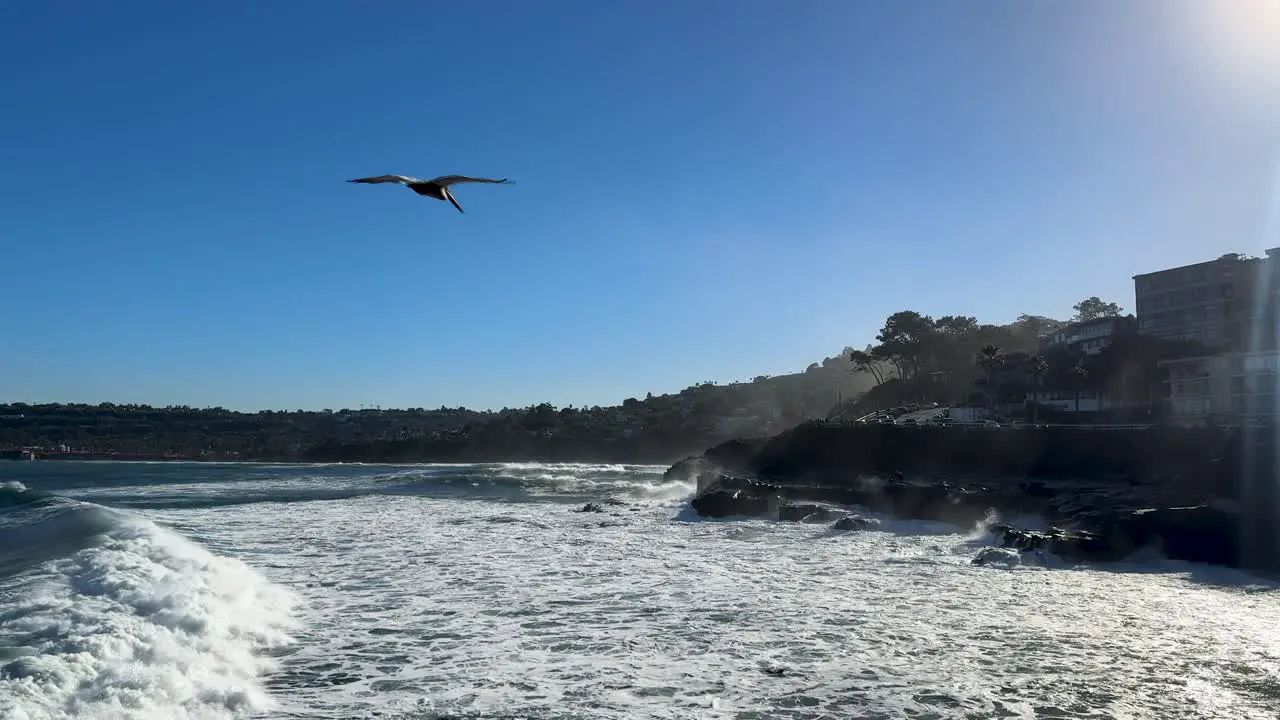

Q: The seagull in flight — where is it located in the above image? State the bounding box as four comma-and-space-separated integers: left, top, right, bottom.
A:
346, 174, 514, 213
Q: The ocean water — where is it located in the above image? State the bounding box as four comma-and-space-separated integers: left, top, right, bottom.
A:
1, 462, 1279, 720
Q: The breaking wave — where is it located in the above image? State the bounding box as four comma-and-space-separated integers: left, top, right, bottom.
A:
0, 481, 298, 720
7, 461, 1277, 718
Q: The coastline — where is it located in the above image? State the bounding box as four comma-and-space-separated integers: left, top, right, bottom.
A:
667, 420, 1274, 571
1, 456, 679, 468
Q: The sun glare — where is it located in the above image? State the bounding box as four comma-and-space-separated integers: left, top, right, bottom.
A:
1180, 0, 1280, 92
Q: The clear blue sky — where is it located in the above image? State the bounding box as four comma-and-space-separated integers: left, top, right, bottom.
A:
3, 1, 1278, 411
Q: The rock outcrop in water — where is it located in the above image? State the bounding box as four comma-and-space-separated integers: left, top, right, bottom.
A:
673, 420, 1279, 571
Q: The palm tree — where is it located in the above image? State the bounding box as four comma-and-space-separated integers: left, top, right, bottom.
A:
1027, 354, 1049, 422
975, 344, 1006, 413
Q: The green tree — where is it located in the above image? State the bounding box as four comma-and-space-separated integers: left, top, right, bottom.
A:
848, 348, 887, 385
934, 315, 979, 336
1014, 314, 1064, 335
1010, 314, 1064, 349
1072, 297, 1123, 322
875, 311, 938, 380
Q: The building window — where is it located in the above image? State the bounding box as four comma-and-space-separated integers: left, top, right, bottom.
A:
1173, 398, 1213, 416
1174, 379, 1210, 396
1244, 355, 1280, 372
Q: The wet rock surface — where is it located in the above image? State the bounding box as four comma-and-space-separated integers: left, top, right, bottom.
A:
990, 524, 1122, 563
690, 473, 1006, 528
675, 421, 1275, 570
777, 503, 847, 523
986, 505, 1244, 568
831, 515, 882, 532
689, 470, 1252, 568
688, 476, 784, 518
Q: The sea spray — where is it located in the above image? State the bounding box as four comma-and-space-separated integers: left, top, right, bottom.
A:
0, 508, 298, 720
4, 461, 1278, 719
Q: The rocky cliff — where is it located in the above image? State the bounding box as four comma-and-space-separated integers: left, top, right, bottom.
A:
668, 421, 1277, 571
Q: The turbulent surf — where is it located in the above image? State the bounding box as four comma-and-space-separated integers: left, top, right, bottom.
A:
1, 462, 1278, 719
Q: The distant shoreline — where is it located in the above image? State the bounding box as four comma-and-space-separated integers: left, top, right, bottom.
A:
2, 455, 674, 468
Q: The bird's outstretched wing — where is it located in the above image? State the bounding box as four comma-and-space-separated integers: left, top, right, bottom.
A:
347, 175, 422, 185
429, 175, 514, 187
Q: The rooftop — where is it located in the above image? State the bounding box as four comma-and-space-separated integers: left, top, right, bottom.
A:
1131, 252, 1261, 280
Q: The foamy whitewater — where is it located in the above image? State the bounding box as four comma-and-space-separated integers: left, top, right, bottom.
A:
2, 462, 1279, 719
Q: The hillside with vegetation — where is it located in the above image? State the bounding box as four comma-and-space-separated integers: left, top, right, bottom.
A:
837, 296, 1203, 423
0, 355, 876, 462
836, 310, 1063, 414
4, 296, 1203, 463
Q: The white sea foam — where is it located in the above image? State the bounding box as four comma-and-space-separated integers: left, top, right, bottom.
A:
0, 512, 298, 720
9, 462, 1280, 719
149, 482, 1280, 718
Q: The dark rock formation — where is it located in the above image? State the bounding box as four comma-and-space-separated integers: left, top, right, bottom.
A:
971, 547, 1023, 566
989, 524, 1123, 563
984, 505, 1245, 568
689, 472, 1006, 527
689, 476, 783, 518
663, 456, 705, 485
1106, 505, 1242, 567
675, 421, 1278, 571
777, 503, 846, 523
831, 515, 881, 532
664, 436, 770, 490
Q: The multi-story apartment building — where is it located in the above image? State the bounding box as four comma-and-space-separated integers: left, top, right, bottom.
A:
1132, 252, 1265, 351
1039, 315, 1134, 357
1161, 351, 1280, 425
1141, 249, 1280, 425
